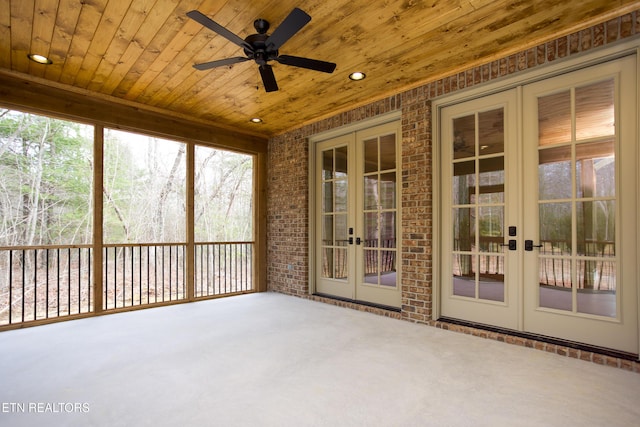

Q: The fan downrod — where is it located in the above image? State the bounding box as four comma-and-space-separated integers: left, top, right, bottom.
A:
254, 19, 270, 34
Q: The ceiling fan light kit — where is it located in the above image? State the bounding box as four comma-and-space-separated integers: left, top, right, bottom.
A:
187, 8, 337, 92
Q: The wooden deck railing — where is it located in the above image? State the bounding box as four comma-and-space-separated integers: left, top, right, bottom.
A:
0, 245, 93, 325
0, 242, 254, 326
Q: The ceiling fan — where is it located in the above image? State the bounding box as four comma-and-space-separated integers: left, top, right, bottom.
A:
186, 8, 337, 92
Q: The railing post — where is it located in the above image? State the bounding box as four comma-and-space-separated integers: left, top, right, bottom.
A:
93, 126, 104, 313
186, 143, 195, 301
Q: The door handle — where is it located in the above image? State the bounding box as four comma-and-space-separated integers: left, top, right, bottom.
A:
355, 237, 361, 245
348, 237, 353, 245
500, 239, 517, 250
524, 240, 543, 251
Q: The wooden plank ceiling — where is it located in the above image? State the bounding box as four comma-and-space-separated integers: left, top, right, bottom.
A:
0, 0, 638, 137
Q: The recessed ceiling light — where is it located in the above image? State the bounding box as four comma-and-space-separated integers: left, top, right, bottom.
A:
27, 53, 52, 64
349, 72, 366, 81
249, 118, 262, 123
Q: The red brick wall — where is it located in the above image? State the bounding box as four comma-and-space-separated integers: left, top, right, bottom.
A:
267, 11, 640, 371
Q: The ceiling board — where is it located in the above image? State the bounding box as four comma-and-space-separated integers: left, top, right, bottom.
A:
0, 0, 638, 136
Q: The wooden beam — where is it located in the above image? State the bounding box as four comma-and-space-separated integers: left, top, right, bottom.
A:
0, 70, 268, 154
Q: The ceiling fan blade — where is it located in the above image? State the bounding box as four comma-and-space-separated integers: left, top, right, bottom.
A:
259, 64, 279, 92
265, 8, 311, 51
193, 57, 249, 71
277, 55, 337, 73
187, 10, 252, 52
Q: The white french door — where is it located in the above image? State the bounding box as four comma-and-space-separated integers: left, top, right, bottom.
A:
440, 89, 520, 330
522, 57, 638, 353
314, 121, 401, 308
440, 56, 638, 353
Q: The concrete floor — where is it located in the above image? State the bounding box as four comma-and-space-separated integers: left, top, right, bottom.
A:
0, 292, 638, 427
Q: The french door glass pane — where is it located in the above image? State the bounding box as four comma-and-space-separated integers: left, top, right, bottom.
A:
538, 146, 572, 200
335, 146, 348, 177
323, 150, 333, 179
538, 90, 571, 145
380, 172, 396, 209
539, 259, 572, 311
453, 254, 475, 297
322, 248, 334, 279
479, 266, 505, 302
577, 261, 616, 317
380, 134, 396, 170
478, 157, 504, 203
479, 206, 503, 252
478, 109, 505, 155
381, 212, 396, 247
364, 212, 378, 243
335, 214, 348, 244
576, 79, 615, 140
322, 216, 333, 244
323, 182, 333, 212
539, 202, 572, 252
453, 161, 475, 203
453, 208, 475, 251
364, 138, 377, 173
335, 180, 347, 212
335, 248, 348, 279
364, 175, 378, 210
364, 249, 378, 283
576, 140, 615, 198
453, 115, 475, 159
538, 257, 572, 312
577, 201, 615, 256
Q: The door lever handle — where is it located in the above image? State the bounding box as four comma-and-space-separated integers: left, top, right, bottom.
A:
355, 237, 362, 245
524, 240, 543, 251
500, 239, 517, 250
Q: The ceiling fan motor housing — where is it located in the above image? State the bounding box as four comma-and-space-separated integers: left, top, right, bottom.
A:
244, 32, 278, 66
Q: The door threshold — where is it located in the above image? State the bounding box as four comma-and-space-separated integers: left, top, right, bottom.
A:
313, 293, 401, 313
438, 317, 639, 362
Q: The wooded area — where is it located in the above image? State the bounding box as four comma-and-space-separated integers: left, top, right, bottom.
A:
0, 109, 253, 247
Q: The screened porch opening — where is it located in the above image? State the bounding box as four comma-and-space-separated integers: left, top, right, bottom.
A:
0, 109, 256, 327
